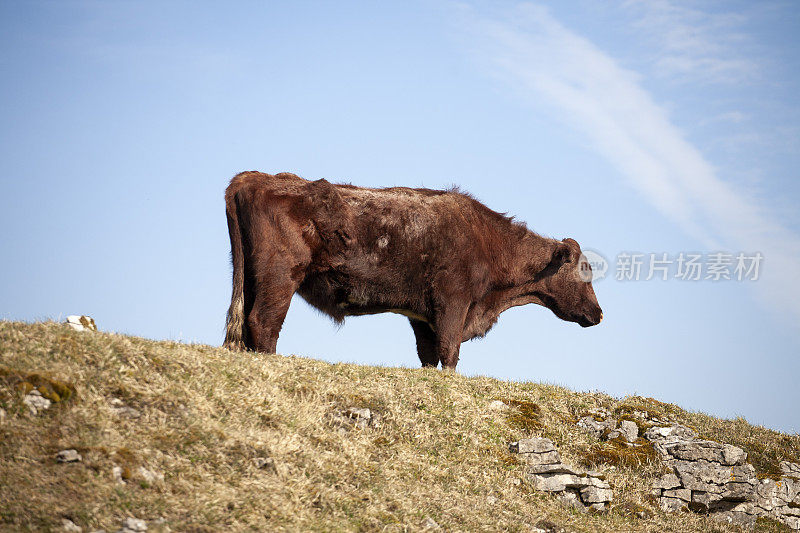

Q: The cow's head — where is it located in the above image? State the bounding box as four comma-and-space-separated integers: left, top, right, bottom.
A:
534, 238, 603, 327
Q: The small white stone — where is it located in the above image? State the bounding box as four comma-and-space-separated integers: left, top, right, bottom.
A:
419, 517, 440, 530
56, 449, 82, 463
487, 400, 507, 411
345, 407, 371, 420
24, 391, 51, 415
66, 315, 97, 332
119, 517, 147, 532
251, 457, 277, 473
138, 466, 164, 483
112, 466, 126, 485
113, 406, 141, 419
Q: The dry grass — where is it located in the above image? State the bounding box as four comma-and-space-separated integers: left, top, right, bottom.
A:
0, 320, 797, 532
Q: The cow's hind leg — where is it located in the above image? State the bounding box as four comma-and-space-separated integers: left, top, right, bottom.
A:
246, 274, 297, 353
244, 249, 307, 354
409, 319, 438, 368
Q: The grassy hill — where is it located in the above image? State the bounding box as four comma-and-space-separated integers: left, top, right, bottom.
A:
0, 321, 798, 532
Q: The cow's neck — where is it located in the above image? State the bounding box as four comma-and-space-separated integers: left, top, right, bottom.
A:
461, 228, 563, 340
491, 233, 561, 312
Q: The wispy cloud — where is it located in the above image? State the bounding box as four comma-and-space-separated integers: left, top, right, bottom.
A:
456, 3, 800, 321
622, 0, 757, 84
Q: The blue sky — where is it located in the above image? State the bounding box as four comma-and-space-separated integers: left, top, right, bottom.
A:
1, 1, 799, 432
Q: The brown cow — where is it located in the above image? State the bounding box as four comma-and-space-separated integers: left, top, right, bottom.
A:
223, 171, 603, 369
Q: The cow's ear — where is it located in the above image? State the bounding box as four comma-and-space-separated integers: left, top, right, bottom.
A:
553, 242, 572, 264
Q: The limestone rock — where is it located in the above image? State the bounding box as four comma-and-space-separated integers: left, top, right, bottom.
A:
618, 420, 639, 442
510, 439, 562, 466
510, 438, 556, 455
659, 496, 686, 512
576, 414, 638, 443
653, 473, 682, 490
644, 424, 699, 442
557, 490, 586, 513
531, 473, 582, 492
711, 508, 757, 529
662, 440, 747, 465
662, 488, 691, 501
510, 437, 612, 511
781, 461, 800, 477
576, 416, 615, 438
526, 450, 562, 465
528, 463, 578, 475
580, 486, 613, 503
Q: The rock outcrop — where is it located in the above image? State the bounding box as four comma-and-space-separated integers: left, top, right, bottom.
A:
645, 424, 800, 530
646, 424, 758, 526
510, 437, 613, 512
573, 408, 800, 530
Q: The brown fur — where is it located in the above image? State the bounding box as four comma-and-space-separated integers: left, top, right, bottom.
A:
223, 172, 603, 369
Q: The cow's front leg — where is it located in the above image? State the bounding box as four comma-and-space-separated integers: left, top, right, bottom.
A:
409, 318, 438, 368
433, 306, 468, 370
437, 341, 461, 370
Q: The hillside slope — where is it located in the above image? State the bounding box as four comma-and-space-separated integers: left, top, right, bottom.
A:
0, 321, 797, 532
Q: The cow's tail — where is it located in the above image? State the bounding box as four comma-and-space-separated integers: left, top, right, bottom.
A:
223, 187, 247, 351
